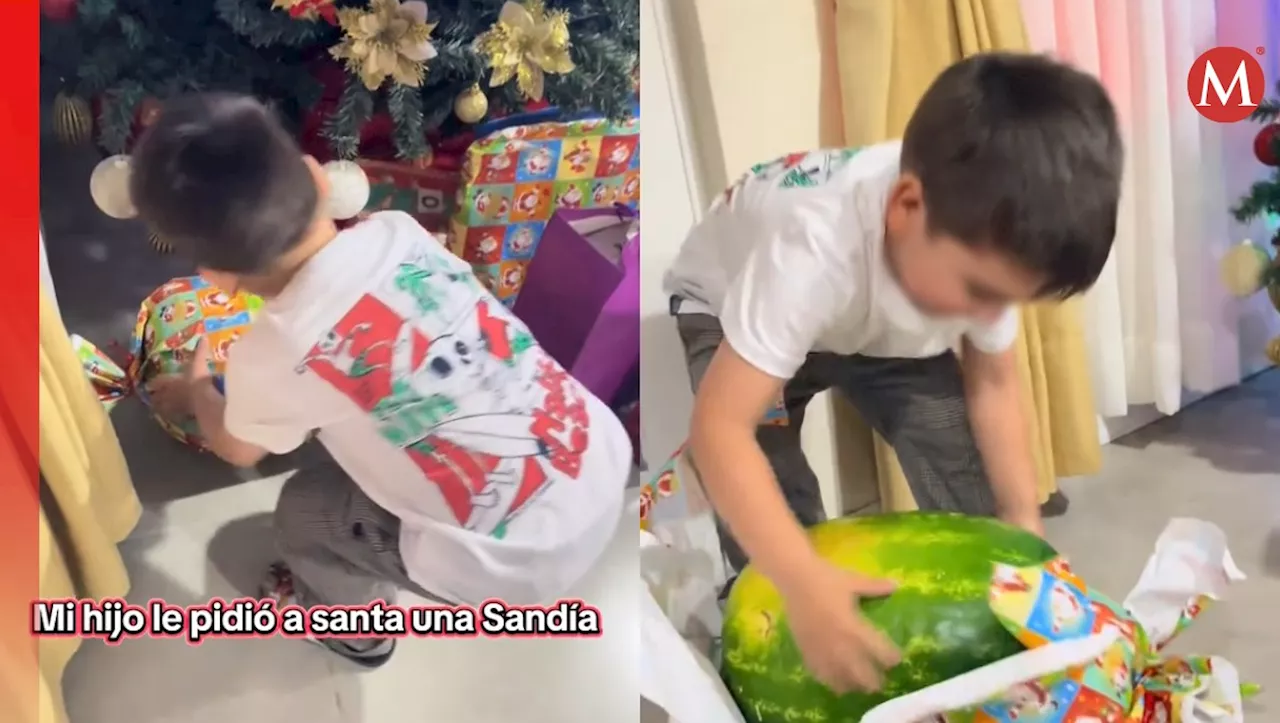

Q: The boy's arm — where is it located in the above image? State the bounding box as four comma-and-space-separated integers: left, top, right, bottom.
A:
690, 343, 825, 593
190, 378, 269, 468
691, 214, 851, 592
189, 335, 307, 468
960, 336, 1042, 535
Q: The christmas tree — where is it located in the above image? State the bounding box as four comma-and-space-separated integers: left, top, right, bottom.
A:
1226, 82, 1280, 364
1232, 85, 1280, 248
40, 0, 638, 160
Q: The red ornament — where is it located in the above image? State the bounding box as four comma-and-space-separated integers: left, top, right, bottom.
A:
288, 0, 338, 25
136, 97, 162, 129
1254, 123, 1280, 167
40, 0, 77, 21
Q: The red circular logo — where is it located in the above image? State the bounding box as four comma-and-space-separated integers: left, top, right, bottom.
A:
1187, 46, 1266, 123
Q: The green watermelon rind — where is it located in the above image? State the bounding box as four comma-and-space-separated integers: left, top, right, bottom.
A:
720, 512, 1059, 723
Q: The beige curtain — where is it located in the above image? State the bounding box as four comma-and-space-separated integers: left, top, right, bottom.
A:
23, 289, 141, 723
829, 0, 1102, 512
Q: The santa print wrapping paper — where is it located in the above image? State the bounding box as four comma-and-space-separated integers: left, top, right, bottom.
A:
71, 276, 262, 449
448, 116, 641, 305
858, 519, 1254, 723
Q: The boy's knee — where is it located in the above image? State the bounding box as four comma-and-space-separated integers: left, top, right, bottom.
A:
273, 463, 347, 545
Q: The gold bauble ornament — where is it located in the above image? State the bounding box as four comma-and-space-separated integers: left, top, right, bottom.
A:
1266, 335, 1280, 366
53, 92, 93, 146
89, 154, 137, 219
1219, 240, 1272, 297
454, 85, 489, 124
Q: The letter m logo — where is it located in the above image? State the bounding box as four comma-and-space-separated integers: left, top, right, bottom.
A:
1187, 46, 1266, 123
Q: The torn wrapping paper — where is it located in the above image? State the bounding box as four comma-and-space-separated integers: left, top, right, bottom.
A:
862, 518, 1251, 722
641, 444, 709, 532
639, 446, 738, 723
71, 276, 262, 449
642, 528, 745, 723
70, 334, 129, 411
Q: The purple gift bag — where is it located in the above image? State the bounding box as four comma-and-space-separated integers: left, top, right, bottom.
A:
512, 206, 639, 408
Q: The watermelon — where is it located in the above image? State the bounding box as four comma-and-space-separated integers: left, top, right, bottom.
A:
720, 511, 1058, 722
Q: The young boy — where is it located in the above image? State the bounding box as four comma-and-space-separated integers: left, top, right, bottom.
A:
133, 93, 631, 667
665, 53, 1121, 692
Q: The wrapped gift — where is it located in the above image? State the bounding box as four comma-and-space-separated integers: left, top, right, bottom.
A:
511, 206, 639, 408
73, 276, 261, 449
360, 159, 463, 235
449, 116, 640, 305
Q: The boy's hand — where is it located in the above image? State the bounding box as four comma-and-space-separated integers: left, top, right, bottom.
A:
783, 561, 901, 693
184, 338, 214, 383
147, 374, 197, 419
146, 339, 214, 420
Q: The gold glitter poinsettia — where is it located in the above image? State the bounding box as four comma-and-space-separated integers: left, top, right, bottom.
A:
331, 0, 438, 91
475, 0, 575, 102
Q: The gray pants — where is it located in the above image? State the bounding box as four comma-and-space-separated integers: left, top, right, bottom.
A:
676, 312, 996, 571
275, 460, 452, 607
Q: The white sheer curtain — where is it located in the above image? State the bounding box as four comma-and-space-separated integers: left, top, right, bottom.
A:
1020, 0, 1241, 417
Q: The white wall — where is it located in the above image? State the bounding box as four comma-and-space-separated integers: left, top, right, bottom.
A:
641, 0, 853, 514
637, 0, 701, 468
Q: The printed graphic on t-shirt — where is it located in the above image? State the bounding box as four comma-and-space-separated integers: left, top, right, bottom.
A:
297, 246, 590, 539
719, 148, 865, 207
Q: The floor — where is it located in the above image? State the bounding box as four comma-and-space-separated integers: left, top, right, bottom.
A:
43, 137, 1280, 721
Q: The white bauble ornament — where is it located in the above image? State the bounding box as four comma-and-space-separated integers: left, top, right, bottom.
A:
89, 154, 137, 219
323, 160, 370, 220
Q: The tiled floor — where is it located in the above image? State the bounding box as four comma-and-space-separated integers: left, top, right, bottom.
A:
43, 139, 1280, 721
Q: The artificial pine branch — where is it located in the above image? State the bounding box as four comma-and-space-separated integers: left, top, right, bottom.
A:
42, 0, 638, 158
1234, 80, 1280, 227
97, 81, 147, 153
323, 76, 374, 159
1231, 179, 1280, 223
1253, 99, 1280, 123
213, 0, 331, 48
387, 83, 427, 159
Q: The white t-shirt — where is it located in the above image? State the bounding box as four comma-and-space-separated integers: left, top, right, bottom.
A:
223, 211, 629, 605
663, 141, 1019, 380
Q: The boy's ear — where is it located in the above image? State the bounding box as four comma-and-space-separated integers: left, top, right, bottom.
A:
303, 155, 330, 203
887, 173, 925, 214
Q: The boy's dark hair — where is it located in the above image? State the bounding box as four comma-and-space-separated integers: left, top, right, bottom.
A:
901, 52, 1122, 298
129, 92, 318, 274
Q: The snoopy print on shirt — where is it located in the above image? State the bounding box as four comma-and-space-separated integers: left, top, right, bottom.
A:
296, 243, 589, 539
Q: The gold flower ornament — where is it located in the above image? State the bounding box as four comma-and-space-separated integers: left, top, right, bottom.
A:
476, 0, 576, 102
331, 0, 438, 91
